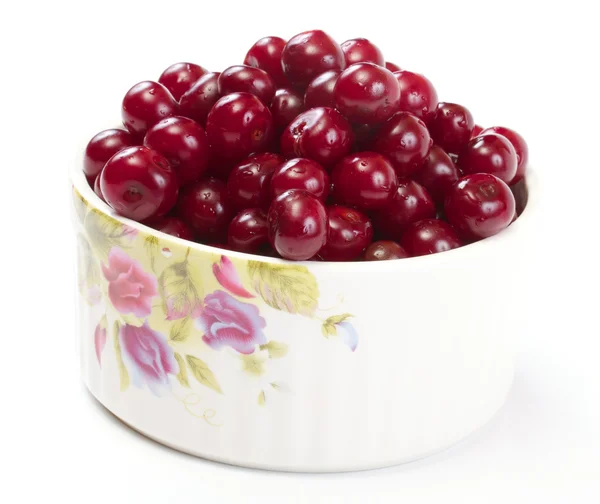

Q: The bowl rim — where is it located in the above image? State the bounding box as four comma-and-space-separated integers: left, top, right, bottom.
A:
70, 157, 537, 272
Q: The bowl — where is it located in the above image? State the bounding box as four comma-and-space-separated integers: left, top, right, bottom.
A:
71, 162, 535, 472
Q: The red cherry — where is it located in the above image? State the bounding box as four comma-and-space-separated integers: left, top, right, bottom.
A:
471, 124, 484, 138
227, 152, 284, 210
318, 205, 373, 261
372, 179, 435, 240
385, 62, 401, 73
83, 129, 137, 179
218, 65, 276, 104
206, 92, 274, 168
267, 190, 328, 260
331, 152, 397, 210
458, 134, 517, 184
304, 70, 340, 109
427, 102, 474, 154
394, 70, 438, 120
280, 107, 354, 168
364, 240, 408, 260
143, 216, 194, 241
270, 158, 330, 201
414, 145, 460, 203
178, 72, 221, 126
373, 112, 432, 177
93, 174, 106, 203
341, 38, 384, 66
244, 36, 289, 87
401, 219, 462, 257
480, 126, 528, 184
176, 178, 234, 240
121, 81, 178, 137
282, 30, 345, 87
444, 173, 516, 240
227, 208, 269, 253
100, 146, 178, 221
334, 63, 401, 125
158, 62, 207, 101
143, 116, 209, 186
270, 88, 305, 131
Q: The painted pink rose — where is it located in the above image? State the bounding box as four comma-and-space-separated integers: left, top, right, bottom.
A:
197, 290, 267, 354
213, 256, 254, 298
102, 247, 157, 317
119, 321, 177, 395
94, 318, 108, 366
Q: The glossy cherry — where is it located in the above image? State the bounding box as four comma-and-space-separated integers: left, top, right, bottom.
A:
143, 216, 195, 240
480, 126, 528, 184
244, 36, 288, 87
281, 30, 345, 87
270, 88, 305, 130
427, 102, 474, 154
206, 92, 274, 168
304, 70, 340, 109
227, 208, 269, 253
122, 81, 178, 137
267, 190, 328, 260
341, 38, 384, 66
385, 62, 401, 73
93, 175, 106, 202
100, 146, 178, 221
334, 63, 401, 125
458, 134, 517, 184
372, 179, 435, 240
331, 151, 397, 210
373, 112, 432, 177
227, 152, 284, 210
471, 124, 484, 138
364, 240, 408, 260
400, 219, 462, 257
143, 116, 209, 186
394, 70, 438, 120
270, 158, 330, 201
444, 173, 516, 240
178, 72, 221, 126
83, 129, 136, 179
318, 205, 373, 261
218, 65, 276, 104
280, 107, 353, 167
158, 62, 207, 101
176, 178, 234, 239
414, 145, 460, 203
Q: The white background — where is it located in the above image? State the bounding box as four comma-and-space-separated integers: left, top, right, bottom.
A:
2, 0, 599, 502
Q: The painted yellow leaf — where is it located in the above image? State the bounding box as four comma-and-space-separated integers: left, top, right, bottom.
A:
174, 353, 190, 388
258, 390, 266, 406
325, 313, 353, 325
259, 340, 289, 359
120, 314, 144, 327
247, 261, 319, 316
144, 235, 160, 272
76, 234, 101, 305
73, 189, 89, 223
270, 382, 291, 393
84, 208, 136, 259
186, 355, 223, 394
321, 323, 337, 338
159, 250, 203, 320
113, 321, 129, 391
241, 353, 268, 376
170, 317, 193, 342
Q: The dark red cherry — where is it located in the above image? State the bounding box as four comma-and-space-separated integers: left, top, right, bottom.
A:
394, 70, 438, 120
93, 175, 106, 203
414, 145, 460, 203
373, 112, 432, 177
143, 216, 194, 241
341, 38, 384, 66
270, 158, 330, 201
331, 151, 397, 210
244, 36, 289, 87
227, 208, 269, 253
143, 116, 209, 186
218, 65, 276, 104
227, 152, 284, 210
480, 126, 528, 184
334, 63, 401, 125
318, 205, 373, 261
270, 88, 305, 130
471, 124, 484, 138
83, 129, 137, 179
364, 240, 408, 260
281, 30, 345, 87
178, 72, 221, 126
100, 146, 178, 221
304, 70, 340, 109
444, 173, 516, 240
121, 81, 178, 137
458, 134, 517, 184
401, 219, 462, 257
427, 102, 474, 154
372, 179, 435, 240
267, 190, 328, 260
280, 107, 353, 168
158, 62, 207, 101
385, 62, 401, 73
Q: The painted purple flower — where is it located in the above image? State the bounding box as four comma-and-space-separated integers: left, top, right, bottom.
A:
337, 321, 359, 352
119, 321, 177, 395
102, 247, 158, 317
197, 290, 267, 354
213, 256, 254, 298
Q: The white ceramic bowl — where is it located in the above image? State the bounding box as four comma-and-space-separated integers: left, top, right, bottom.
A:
71, 163, 535, 472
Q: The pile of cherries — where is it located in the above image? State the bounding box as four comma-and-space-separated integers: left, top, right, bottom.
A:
83, 30, 528, 261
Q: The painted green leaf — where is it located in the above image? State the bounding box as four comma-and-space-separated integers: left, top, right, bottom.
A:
174, 353, 190, 388
321, 323, 337, 338
144, 235, 160, 272
159, 250, 203, 320
186, 355, 222, 394
169, 317, 193, 342
84, 208, 136, 259
113, 321, 129, 391
258, 390, 266, 406
325, 313, 353, 325
259, 340, 289, 359
76, 234, 101, 305
270, 382, 291, 393
241, 353, 268, 377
